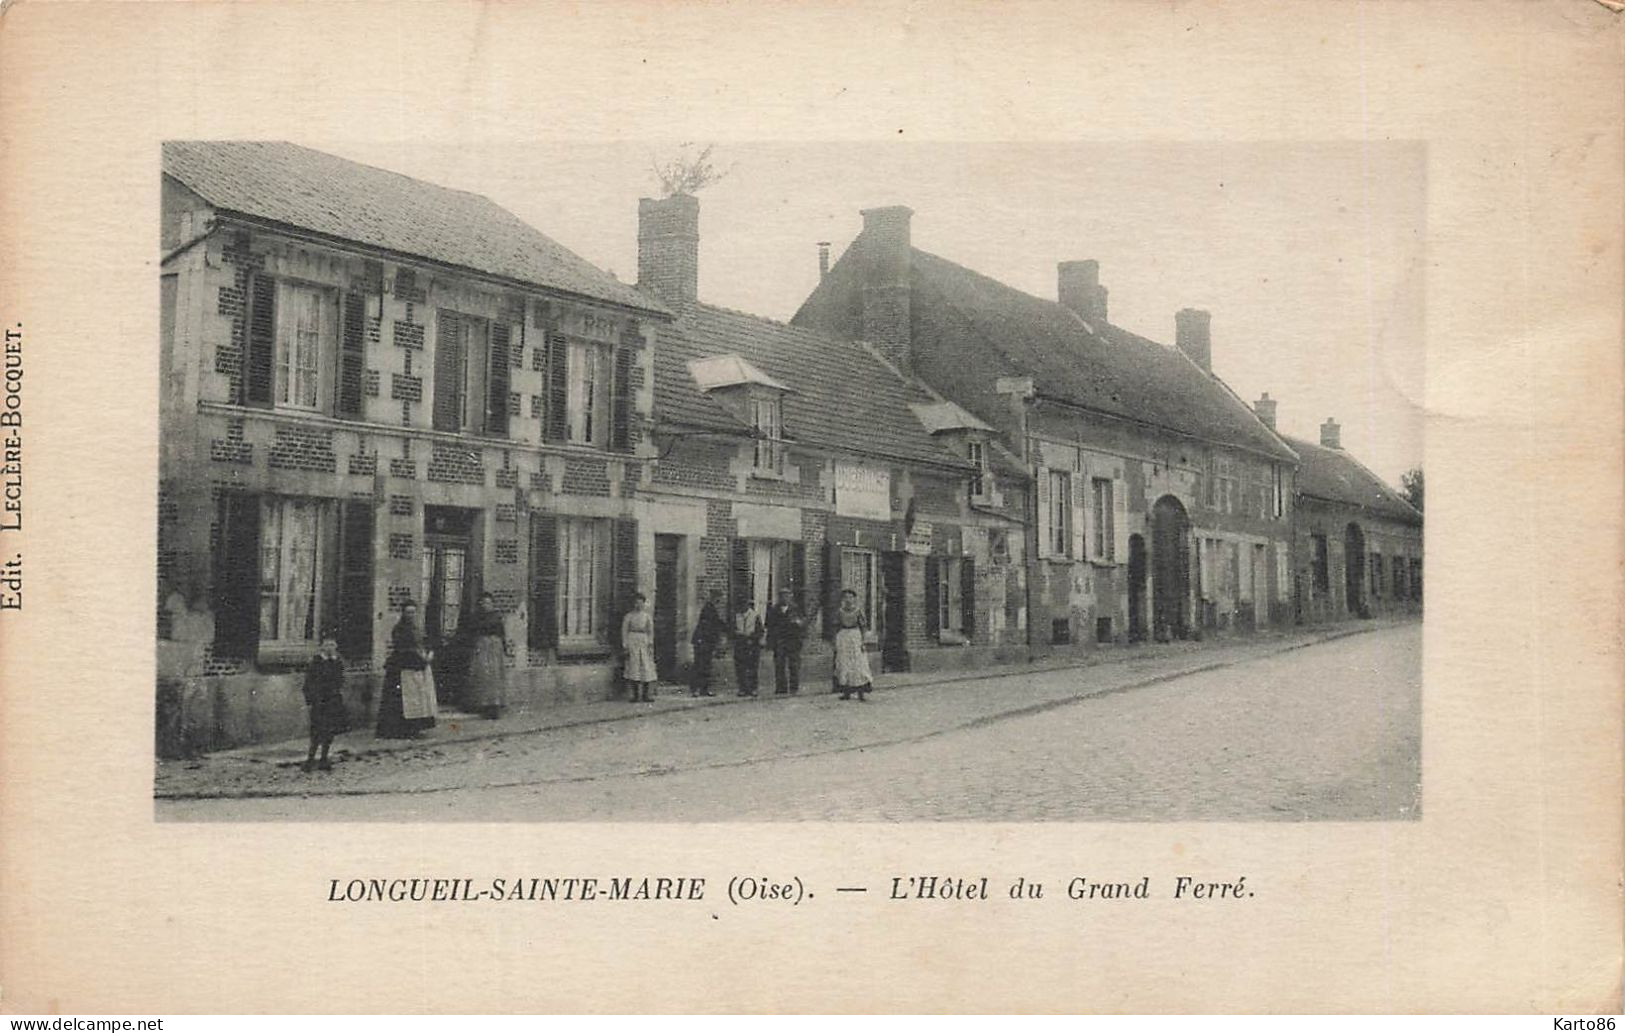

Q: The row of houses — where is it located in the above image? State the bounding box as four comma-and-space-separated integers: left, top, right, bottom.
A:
156, 142, 1422, 755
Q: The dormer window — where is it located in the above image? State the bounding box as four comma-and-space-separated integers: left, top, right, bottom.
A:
967, 439, 987, 500
752, 395, 785, 475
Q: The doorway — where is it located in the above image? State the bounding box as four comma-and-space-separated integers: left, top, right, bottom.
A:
1344, 522, 1367, 618
422, 506, 478, 703
1150, 495, 1191, 641
653, 534, 681, 681
880, 552, 908, 671
1127, 533, 1147, 642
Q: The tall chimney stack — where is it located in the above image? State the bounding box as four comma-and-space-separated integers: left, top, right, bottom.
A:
1057, 260, 1109, 324
817, 241, 831, 281
1320, 417, 1342, 449
1254, 392, 1278, 431
1175, 308, 1212, 372
637, 193, 700, 308
858, 205, 914, 373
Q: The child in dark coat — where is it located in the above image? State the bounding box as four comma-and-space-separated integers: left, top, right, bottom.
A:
302, 637, 350, 772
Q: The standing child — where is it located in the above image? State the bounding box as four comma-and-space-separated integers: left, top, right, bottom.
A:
302, 636, 350, 772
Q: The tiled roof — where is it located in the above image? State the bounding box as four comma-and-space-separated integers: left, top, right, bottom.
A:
655, 303, 971, 470
910, 400, 993, 434
162, 141, 663, 315
906, 250, 1297, 462
1285, 435, 1422, 525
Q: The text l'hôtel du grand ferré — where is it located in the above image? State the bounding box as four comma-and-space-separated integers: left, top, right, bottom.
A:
2, 322, 21, 611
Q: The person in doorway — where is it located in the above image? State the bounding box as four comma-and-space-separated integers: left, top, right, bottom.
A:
620, 592, 658, 703
460, 591, 511, 719
377, 600, 436, 739
301, 635, 349, 772
732, 595, 765, 697
831, 588, 874, 702
689, 589, 727, 697
765, 588, 806, 695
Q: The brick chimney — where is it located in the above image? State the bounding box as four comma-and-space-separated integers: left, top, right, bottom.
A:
1175, 308, 1212, 371
858, 205, 914, 373
1320, 417, 1342, 449
817, 242, 831, 281
637, 193, 700, 308
1254, 392, 1278, 431
1057, 260, 1109, 323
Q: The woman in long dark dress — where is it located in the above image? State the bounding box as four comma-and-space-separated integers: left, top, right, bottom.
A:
460, 591, 510, 719
377, 601, 436, 739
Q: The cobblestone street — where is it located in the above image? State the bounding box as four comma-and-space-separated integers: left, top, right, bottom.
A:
157, 621, 1420, 822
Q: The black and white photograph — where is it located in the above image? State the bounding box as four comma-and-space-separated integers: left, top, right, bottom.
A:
154, 139, 1425, 822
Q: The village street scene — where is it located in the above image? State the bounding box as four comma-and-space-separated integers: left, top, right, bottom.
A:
155, 141, 1424, 822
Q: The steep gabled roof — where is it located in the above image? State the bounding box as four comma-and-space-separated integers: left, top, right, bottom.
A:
1285, 435, 1422, 525
162, 140, 664, 315
904, 250, 1297, 463
655, 303, 971, 471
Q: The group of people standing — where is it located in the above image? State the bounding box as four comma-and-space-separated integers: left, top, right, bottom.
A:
371, 591, 512, 741
683, 587, 874, 702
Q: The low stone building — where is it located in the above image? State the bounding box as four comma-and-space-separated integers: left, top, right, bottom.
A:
794, 206, 1301, 654
1252, 400, 1423, 623
635, 194, 1029, 687
157, 141, 670, 754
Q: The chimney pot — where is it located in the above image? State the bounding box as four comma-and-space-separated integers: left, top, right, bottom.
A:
1175, 308, 1212, 372
1057, 260, 1109, 324
1254, 392, 1278, 431
1320, 417, 1342, 449
637, 193, 700, 307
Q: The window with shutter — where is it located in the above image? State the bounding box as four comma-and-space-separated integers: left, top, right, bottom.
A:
609, 518, 637, 648
1069, 471, 1087, 559
558, 518, 610, 643
337, 292, 366, 418
790, 542, 807, 614
1035, 468, 1052, 560
1111, 476, 1128, 565
545, 332, 569, 442
244, 274, 276, 406
486, 322, 511, 437
821, 540, 839, 638
212, 491, 262, 656
730, 538, 752, 617
960, 558, 976, 639
611, 345, 634, 452
432, 310, 465, 432
924, 556, 941, 640
335, 501, 374, 658
527, 514, 559, 651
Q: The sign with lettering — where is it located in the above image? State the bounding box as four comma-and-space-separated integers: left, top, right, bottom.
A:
905, 521, 934, 556
834, 462, 891, 521
562, 307, 622, 343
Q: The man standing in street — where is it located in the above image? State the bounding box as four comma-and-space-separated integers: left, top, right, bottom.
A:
689, 589, 727, 697
765, 588, 806, 695
732, 595, 765, 697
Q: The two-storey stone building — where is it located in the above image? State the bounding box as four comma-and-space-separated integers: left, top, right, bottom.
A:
635, 194, 1029, 686
794, 206, 1302, 652
157, 142, 670, 754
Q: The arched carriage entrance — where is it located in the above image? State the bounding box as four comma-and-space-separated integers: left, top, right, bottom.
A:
1151, 495, 1191, 641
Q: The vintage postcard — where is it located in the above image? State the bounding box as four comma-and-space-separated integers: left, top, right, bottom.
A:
0, 0, 1619, 1014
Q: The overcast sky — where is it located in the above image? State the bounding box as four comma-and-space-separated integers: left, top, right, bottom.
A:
328, 140, 1425, 484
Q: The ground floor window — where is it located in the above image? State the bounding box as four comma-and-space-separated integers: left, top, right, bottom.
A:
560, 517, 610, 643
1369, 553, 1384, 598
841, 547, 878, 631
259, 496, 328, 644
748, 540, 798, 609
1310, 534, 1330, 596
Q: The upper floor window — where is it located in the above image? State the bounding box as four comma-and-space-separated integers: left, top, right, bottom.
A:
967, 440, 987, 499
752, 396, 785, 475
1212, 457, 1238, 515
1047, 470, 1072, 557
567, 341, 606, 445
433, 310, 511, 436
275, 283, 331, 410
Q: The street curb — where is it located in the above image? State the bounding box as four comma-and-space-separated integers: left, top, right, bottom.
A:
155, 620, 1398, 802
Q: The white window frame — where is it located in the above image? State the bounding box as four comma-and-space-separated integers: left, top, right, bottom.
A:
558, 517, 609, 643
258, 496, 330, 646
748, 539, 794, 609
751, 395, 786, 475
840, 547, 880, 643
1047, 470, 1071, 558
967, 440, 987, 500
274, 281, 333, 412
937, 556, 963, 637
1090, 477, 1113, 561
566, 341, 605, 446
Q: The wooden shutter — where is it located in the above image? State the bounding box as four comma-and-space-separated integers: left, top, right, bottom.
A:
961, 558, 976, 639
432, 310, 464, 431
924, 556, 941, 641
528, 514, 558, 651
335, 500, 375, 658
244, 274, 276, 405
545, 332, 569, 442
1112, 476, 1128, 565
1035, 469, 1052, 560
212, 492, 261, 657
790, 542, 807, 614
336, 291, 366, 417
486, 322, 511, 437
610, 345, 634, 452
609, 518, 638, 648
730, 537, 751, 618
